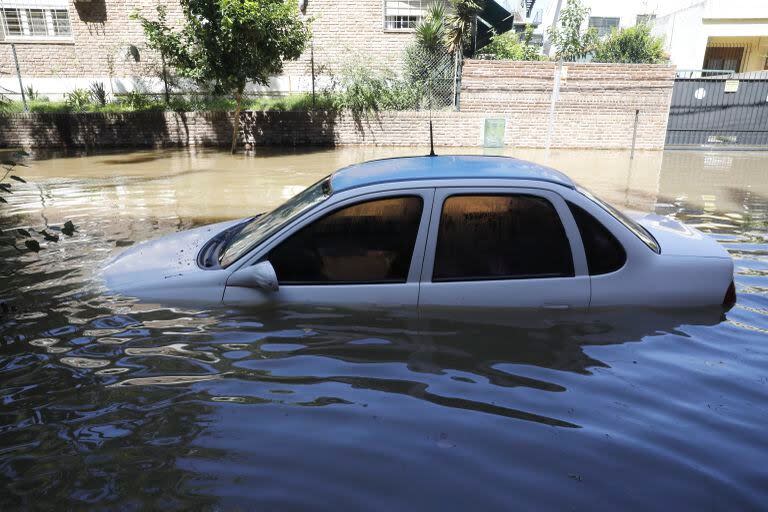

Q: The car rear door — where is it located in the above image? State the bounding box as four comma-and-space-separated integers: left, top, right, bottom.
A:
417, 187, 590, 313
223, 189, 434, 310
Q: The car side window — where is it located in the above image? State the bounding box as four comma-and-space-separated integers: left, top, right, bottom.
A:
269, 196, 423, 284
433, 194, 574, 281
567, 201, 627, 275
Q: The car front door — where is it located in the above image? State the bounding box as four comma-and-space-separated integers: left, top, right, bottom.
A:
223, 189, 434, 310
417, 187, 590, 314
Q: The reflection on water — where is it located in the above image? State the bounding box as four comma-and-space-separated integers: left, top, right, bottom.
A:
1, 147, 767, 509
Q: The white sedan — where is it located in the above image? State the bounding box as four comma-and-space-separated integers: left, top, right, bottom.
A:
101, 155, 736, 310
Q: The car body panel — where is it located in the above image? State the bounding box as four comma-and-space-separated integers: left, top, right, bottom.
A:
636, 213, 731, 259
101, 219, 242, 304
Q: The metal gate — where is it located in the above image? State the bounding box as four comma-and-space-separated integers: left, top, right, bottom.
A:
665, 72, 768, 147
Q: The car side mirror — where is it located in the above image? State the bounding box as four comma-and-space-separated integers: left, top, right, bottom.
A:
228, 260, 279, 292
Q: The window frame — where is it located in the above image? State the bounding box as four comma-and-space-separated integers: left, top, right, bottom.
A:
421, 187, 588, 284
0, 5, 72, 41
268, 194, 426, 286
382, 0, 432, 32
588, 16, 620, 38
231, 188, 436, 285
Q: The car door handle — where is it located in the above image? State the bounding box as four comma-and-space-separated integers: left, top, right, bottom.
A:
542, 304, 570, 310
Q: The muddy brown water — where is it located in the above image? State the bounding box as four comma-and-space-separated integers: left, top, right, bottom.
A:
1, 147, 766, 509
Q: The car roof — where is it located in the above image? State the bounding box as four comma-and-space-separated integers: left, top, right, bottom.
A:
329, 155, 575, 193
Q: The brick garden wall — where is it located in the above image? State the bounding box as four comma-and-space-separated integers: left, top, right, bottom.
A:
0, 61, 676, 150
461, 60, 676, 149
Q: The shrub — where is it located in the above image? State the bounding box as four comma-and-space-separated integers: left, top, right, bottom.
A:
65, 89, 91, 112
547, 0, 598, 61
24, 85, 39, 101
593, 24, 667, 64
89, 81, 107, 106
118, 91, 155, 111
332, 63, 405, 113
480, 26, 542, 60
29, 99, 69, 113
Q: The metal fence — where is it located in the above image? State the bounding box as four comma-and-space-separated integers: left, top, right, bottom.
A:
666, 70, 768, 147
401, 45, 455, 110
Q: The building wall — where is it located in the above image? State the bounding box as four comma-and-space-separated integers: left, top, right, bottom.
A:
0, 61, 676, 150
0, 0, 417, 100
282, 0, 415, 80
652, 0, 768, 71
0, 0, 185, 99
537, 0, 699, 55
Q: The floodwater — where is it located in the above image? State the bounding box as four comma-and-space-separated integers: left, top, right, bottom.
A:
1, 146, 767, 510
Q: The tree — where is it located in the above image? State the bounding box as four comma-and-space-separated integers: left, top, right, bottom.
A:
134, 0, 311, 153
593, 24, 667, 64
546, 0, 598, 62
415, 2, 446, 53
480, 25, 542, 61
444, 0, 484, 107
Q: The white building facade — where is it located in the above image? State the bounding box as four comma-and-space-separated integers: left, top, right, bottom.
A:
538, 0, 768, 75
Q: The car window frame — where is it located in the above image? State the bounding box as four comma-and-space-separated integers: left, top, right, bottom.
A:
230, 187, 436, 285
421, 186, 588, 284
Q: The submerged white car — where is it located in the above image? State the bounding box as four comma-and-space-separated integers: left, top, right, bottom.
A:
102, 156, 736, 310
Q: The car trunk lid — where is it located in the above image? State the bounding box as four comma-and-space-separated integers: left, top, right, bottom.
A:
635, 213, 731, 259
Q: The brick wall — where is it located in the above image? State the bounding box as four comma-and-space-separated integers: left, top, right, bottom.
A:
0, 60, 676, 150
0, 110, 484, 148
461, 60, 676, 149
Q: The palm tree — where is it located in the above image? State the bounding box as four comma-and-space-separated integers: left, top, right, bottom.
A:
444, 0, 483, 107
415, 2, 447, 53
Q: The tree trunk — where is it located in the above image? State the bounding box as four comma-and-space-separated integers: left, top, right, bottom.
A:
230, 85, 244, 154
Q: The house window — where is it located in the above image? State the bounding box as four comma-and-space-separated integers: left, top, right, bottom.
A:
703, 46, 744, 73
588, 16, 620, 38
384, 0, 430, 30
0, 2, 72, 39
636, 14, 655, 25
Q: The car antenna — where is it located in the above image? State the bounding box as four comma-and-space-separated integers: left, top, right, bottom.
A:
429, 119, 436, 157
428, 78, 436, 157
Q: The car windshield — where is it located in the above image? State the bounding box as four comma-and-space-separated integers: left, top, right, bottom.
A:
219, 176, 332, 267
577, 186, 661, 254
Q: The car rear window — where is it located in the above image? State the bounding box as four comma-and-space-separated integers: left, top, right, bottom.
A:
433, 194, 574, 281
567, 201, 627, 275
576, 187, 660, 254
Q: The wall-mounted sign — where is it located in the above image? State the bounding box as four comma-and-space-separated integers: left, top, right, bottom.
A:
694, 87, 706, 100
724, 79, 739, 93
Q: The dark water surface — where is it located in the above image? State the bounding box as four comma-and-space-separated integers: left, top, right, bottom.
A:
1, 147, 767, 510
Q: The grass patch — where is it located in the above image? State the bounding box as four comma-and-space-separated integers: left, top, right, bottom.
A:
0, 93, 339, 114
